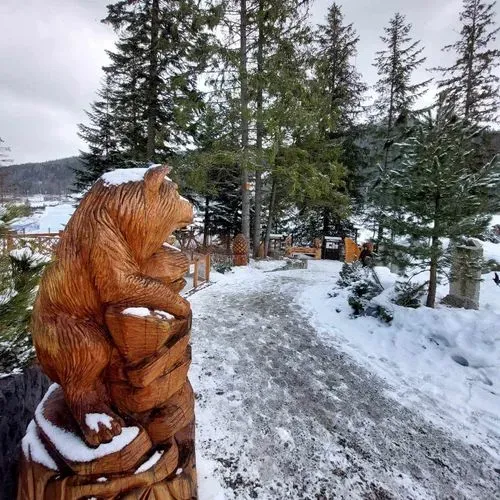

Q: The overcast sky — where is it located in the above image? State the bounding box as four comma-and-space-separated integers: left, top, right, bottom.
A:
1, 0, 499, 164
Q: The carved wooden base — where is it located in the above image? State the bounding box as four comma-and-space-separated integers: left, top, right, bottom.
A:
233, 254, 248, 266
18, 385, 196, 499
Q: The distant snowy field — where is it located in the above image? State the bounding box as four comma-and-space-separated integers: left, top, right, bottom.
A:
11, 197, 76, 233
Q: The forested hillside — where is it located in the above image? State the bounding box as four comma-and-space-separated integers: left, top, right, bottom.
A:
0, 157, 80, 196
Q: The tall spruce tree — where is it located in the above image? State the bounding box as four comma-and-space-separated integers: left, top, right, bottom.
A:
314, 2, 367, 222
102, 0, 218, 161
372, 13, 430, 242
384, 96, 500, 307
211, 0, 311, 251
76, 77, 127, 191
251, 0, 311, 255
77, 0, 220, 189
435, 0, 500, 124
315, 3, 365, 133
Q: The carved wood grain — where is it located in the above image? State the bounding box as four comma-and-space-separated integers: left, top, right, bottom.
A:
19, 165, 198, 499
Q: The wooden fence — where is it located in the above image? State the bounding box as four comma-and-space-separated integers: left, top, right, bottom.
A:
1, 231, 212, 292
1, 232, 61, 256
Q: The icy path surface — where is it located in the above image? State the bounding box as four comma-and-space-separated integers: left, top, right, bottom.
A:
190, 263, 499, 499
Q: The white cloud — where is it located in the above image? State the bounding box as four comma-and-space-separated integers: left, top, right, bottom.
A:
0, 0, 114, 163
0, 0, 498, 164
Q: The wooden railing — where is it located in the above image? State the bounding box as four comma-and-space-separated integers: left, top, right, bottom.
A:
189, 253, 211, 289
1, 231, 211, 291
1, 231, 62, 256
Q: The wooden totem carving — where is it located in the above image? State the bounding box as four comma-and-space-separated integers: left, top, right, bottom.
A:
18, 165, 197, 499
232, 233, 249, 266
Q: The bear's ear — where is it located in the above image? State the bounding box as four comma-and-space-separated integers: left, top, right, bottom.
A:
144, 164, 170, 192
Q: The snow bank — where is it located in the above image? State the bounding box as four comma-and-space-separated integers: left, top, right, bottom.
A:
295, 261, 500, 458
11, 202, 75, 233
197, 453, 227, 500
479, 239, 500, 263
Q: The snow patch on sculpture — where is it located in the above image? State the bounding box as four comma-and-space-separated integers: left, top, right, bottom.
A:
22, 420, 58, 470
35, 384, 140, 463
122, 307, 151, 318
85, 413, 114, 432
101, 165, 171, 186
135, 450, 164, 474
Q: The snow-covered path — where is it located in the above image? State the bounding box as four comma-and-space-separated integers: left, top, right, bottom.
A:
190, 263, 499, 499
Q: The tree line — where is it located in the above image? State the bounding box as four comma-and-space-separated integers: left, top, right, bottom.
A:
78, 0, 500, 307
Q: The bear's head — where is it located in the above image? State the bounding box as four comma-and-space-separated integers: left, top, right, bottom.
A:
76, 164, 193, 264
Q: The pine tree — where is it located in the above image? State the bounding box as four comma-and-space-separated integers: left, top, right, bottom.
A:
76, 77, 128, 191
0, 205, 49, 373
211, 0, 311, 250
315, 2, 366, 133
173, 102, 242, 246
102, 0, 218, 162
251, 0, 312, 255
372, 12, 430, 242
435, 0, 500, 124
314, 2, 367, 218
385, 95, 500, 307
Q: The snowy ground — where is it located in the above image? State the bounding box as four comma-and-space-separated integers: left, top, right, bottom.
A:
190, 261, 499, 499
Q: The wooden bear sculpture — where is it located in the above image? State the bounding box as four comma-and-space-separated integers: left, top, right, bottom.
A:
18, 165, 198, 499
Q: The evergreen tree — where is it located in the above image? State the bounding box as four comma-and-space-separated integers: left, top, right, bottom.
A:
102, 0, 219, 162
76, 77, 128, 191
435, 0, 500, 124
77, 0, 220, 189
250, 0, 312, 255
173, 102, 242, 246
0, 204, 49, 373
211, 0, 311, 250
314, 2, 367, 214
384, 96, 500, 307
315, 2, 366, 133
372, 13, 430, 242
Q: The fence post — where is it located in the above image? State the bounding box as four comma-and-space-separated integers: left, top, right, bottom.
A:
193, 257, 199, 289
205, 254, 210, 282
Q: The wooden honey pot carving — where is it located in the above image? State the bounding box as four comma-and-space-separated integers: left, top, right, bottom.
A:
18, 165, 198, 499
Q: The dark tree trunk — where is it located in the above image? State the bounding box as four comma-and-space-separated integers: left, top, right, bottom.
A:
146, 0, 160, 161
426, 235, 439, 308
426, 189, 441, 308
322, 208, 330, 235
252, 0, 264, 257
240, 0, 250, 243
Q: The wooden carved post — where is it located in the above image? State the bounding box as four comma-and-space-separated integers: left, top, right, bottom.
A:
18, 165, 197, 499
232, 233, 249, 266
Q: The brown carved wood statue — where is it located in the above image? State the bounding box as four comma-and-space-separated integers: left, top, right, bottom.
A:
18, 165, 198, 499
